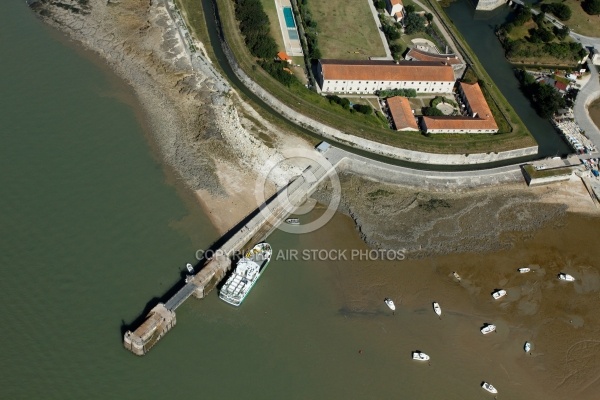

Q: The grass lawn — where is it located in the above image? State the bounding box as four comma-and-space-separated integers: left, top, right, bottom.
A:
307, 0, 387, 59
260, 0, 286, 52
540, 0, 600, 37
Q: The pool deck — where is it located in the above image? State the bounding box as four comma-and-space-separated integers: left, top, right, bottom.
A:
274, 0, 303, 56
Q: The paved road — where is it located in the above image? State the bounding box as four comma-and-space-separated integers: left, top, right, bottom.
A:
574, 60, 600, 148
324, 147, 526, 189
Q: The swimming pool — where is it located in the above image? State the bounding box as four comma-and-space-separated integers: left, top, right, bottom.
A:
283, 7, 296, 29
288, 30, 299, 40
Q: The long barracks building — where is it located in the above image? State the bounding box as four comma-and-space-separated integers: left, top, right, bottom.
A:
317, 59, 455, 95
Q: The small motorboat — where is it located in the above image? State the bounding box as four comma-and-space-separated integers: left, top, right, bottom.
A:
524, 341, 532, 353
492, 289, 507, 300
480, 324, 496, 335
481, 381, 498, 394
186, 263, 194, 274
518, 267, 531, 273
384, 298, 396, 311
433, 302, 442, 317
412, 351, 430, 361
558, 273, 576, 282
452, 271, 461, 281
285, 218, 300, 225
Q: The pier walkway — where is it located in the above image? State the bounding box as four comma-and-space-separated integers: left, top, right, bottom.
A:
124, 150, 335, 355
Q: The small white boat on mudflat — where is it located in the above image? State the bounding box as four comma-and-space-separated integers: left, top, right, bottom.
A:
524, 341, 532, 353
433, 302, 441, 317
384, 298, 395, 311
186, 263, 194, 274
558, 273, 576, 282
412, 351, 430, 361
492, 289, 507, 300
518, 267, 531, 273
481, 324, 496, 335
452, 271, 461, 281
481, 382, 498, 394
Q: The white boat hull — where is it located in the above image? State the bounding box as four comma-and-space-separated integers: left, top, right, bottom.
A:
384, 298, 396, 311
482, 382, 498, 394
492, 290, 507, 300
558, 273, 575, 282
481, 324, 496, 334
433, 302, 441, 316
412, 352, 430, 361
518, 267, 531, 273
524, 342, 532, 353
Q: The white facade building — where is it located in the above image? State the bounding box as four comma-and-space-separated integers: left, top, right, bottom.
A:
317, 59, 455, 95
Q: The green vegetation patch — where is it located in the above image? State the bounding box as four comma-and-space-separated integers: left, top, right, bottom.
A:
523, 164, 574, 179
419, 198, 451, 211
307, 0, 386, 59
367, 188, 394, 200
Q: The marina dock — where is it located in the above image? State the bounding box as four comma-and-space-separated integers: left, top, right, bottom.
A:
124, 150, 335, 355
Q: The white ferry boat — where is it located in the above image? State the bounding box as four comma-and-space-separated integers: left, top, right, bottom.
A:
219, 243, 272, 306
518, 267, 531, 273
481, 381, 498, 394
384, 298, 396, 311
558, 273, 575, 282
433, 302, 441, 317
412, 351, 430, 361
481, 324, 496, 335
492, 289, 507, 300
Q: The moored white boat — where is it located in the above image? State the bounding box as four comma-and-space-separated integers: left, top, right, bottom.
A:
481, 382, 498, 394
452, 271, 461, 281
412, 351, 430, 361
492, 289, 507, 300
558, 273, 575, 282
384, 298, 395, 311
285, 218, 299, 225
186, 263, 194, 274
433, 302, 441, 317
219, 242, 272, 306
524, 341, 532, 353
518, 267, 531, 273
481, 324, 496, 334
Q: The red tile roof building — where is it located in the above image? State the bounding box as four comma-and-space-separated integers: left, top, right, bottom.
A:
317, 59, 455, 95
387, 96, 419, 131
421, 82, 498, 133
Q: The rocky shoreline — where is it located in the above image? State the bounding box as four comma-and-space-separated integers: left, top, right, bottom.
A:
30, 0, 306, 200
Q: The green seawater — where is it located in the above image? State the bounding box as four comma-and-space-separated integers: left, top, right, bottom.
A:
3, 2, 590, 400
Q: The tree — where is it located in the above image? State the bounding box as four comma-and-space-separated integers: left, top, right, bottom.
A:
375, 0, 386, 10
541, 3, 572, 20
404, 13, 425, 35
353, 104, 373, 115
583, 0, 600, 15
405, 4, 416, 14
425, 13, 434, 24
553, 25, 570, 41
423, 107, 445, 116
